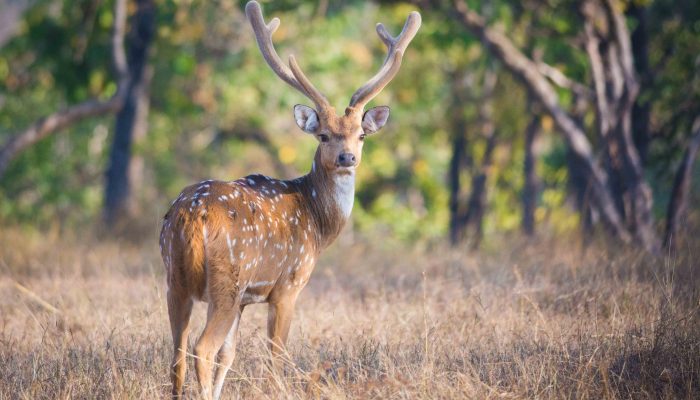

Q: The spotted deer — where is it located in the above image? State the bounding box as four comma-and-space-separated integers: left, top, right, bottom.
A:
159, 1, 420, 398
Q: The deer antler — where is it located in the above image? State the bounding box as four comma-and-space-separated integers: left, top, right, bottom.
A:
245, 1, 331, 112
348, 11, 422, 111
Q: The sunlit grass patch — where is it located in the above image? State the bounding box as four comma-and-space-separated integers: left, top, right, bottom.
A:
0, 228, 698, 399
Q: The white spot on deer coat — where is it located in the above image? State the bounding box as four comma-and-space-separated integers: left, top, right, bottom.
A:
241, 293, 266, 304
226, 231, 235, 264
248, 280, 275, 288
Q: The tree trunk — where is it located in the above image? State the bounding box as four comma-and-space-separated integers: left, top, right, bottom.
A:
521, 112, 540, 236
581, 0, 658, 251
462, 125, 496, 249
461, 70, 497, 249
103, 0, 155, 225
628, 3, 651, 164
664, 119, 700, 249
565, 91, 598, 237
126, 65, 153, 211
455, 0, 657, 248
566, 147, 598, 235
448, 71, 470, 246
448, 128, 467, 245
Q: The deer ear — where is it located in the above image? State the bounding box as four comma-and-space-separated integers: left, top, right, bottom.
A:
293, 104, 320, 134
361, 106, 390, 134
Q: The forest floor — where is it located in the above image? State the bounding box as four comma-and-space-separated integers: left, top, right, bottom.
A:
0, 227, 698, 399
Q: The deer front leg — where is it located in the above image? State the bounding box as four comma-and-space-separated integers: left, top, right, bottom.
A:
267, 297, 296, 371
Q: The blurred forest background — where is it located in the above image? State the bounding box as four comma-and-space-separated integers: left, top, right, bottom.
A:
0, 0, 699, 252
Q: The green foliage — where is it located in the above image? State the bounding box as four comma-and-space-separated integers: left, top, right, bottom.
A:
0, 0, 698, 243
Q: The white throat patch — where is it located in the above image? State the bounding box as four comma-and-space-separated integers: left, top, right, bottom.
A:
333, 174, 355, 218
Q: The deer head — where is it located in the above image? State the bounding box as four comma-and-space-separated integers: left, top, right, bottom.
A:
245, 1, 421, 175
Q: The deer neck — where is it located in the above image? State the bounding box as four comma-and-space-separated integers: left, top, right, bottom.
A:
299, 149, 355, 249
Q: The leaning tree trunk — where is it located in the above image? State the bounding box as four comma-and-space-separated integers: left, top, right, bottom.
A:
664, 119, 700, 249
581, 0, 658, 252
104, 0, 155, 225
450, 0, 667, 252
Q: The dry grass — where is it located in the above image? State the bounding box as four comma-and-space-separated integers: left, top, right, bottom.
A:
0, 227, 698, 399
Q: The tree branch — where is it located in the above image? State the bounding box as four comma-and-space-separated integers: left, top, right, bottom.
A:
536, 61, 593, 100
0, 0, 130, 178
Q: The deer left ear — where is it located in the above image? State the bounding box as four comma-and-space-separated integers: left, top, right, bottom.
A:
361, 106, 390, 134
294, 104, 320, 134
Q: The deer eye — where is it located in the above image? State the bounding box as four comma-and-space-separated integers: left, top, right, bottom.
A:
318, 134, 329, 143
359, 134, 367, 141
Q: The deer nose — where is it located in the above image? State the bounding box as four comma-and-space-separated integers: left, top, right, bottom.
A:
338, 153, 357, 167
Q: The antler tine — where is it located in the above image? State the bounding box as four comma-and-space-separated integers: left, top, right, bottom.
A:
288, 55, 330, 111
245, 1, 329, 110
349, 52, 403, 109
349, 11, 421, 110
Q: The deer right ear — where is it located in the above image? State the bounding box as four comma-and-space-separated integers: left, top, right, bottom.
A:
293, 104, 320, 134
361, 106, 390, 134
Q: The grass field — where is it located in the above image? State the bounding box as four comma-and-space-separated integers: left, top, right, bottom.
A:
1, 227, 698, 399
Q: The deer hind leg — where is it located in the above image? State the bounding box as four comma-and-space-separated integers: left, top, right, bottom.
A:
211, 306, 243, 400
194, 286, 240, 399
267, 298, 297, 372
167, 289, 194, 399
